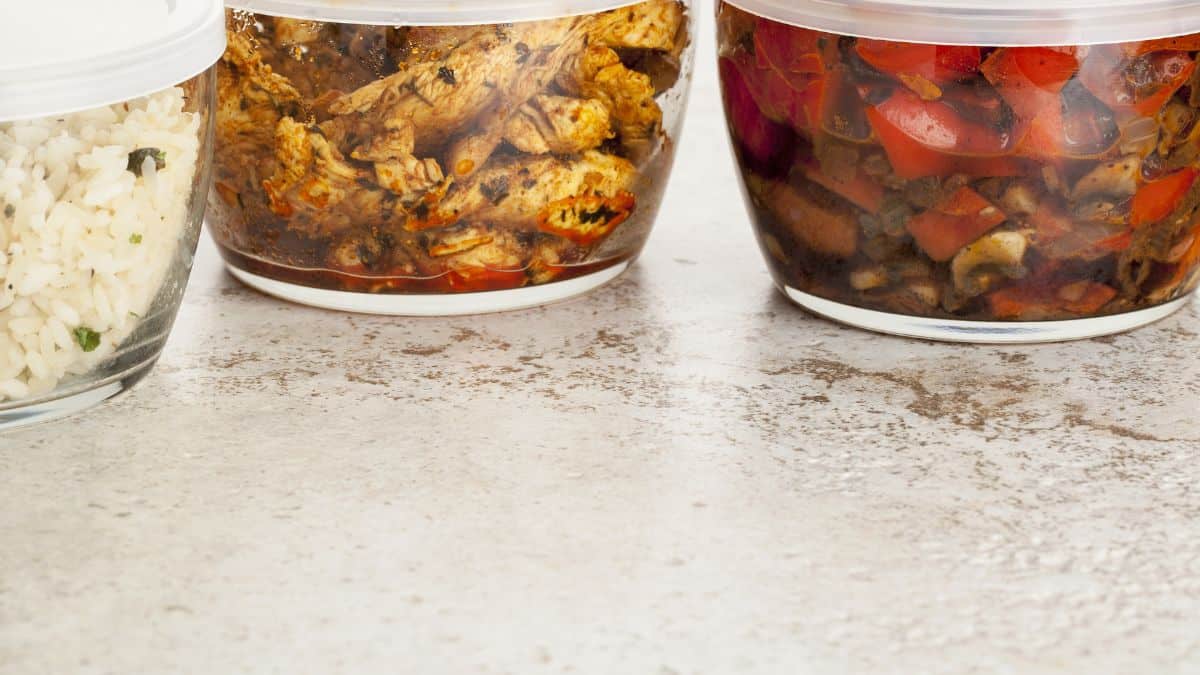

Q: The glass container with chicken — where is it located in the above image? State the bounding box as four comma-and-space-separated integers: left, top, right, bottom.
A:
718, 0, 1200, 341
210, 0, 693, 314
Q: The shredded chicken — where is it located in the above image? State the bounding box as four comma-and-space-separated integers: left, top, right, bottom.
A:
590, 0, 685, 51
503, 96, 613, 155
417, 151, 638, 232
559, 45, 664, 159
211, 1, 688, 293
444, 21, 595, 178
328, 18, 583, 153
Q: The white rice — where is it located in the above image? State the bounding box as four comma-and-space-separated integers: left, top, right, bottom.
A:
0, 87, 200, 403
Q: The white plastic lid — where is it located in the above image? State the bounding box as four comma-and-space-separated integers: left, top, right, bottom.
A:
227, 0, 646, 26
0, 0, 226, 123
726, 0, 1200, 47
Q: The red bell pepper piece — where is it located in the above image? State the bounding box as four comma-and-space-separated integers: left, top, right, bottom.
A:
1081, 46, 1195, 119
871, 88, 1010, 155
719, 55, 793, 166
987, 285, 1042, 318
1123, 35, 1200, 57
1030, 201, 1134, 259
754, 18, 825, 78
981, 48, 1079, 158
865, 88, 1023, 178
800, 161, 885, 213
1028, 201, 1075, 241
906, 186, 1007, 261
855, 40, 981, 85
982, 47, 1079, 92
1132, 168, 1199, 227
747, 19, 830, 132
987, 281, 1117, 318
1061, 282, 1119, 314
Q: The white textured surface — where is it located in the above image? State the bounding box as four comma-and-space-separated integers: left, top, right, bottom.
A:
3, 12, 1200, 674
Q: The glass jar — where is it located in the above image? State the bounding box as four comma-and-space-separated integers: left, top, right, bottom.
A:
0, 0, 225, 429
208, 0, 695, 315
718, 0, 1200, 342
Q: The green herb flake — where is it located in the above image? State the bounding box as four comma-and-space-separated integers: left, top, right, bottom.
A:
437, 66, 457, 86
127, 148, 167, 176
129, 233, 143, 244
73, 327, 102, 353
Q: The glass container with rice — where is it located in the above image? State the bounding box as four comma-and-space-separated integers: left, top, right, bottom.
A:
0, 0, 225, 429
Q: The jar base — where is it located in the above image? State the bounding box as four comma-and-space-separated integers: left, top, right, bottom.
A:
782, 286, 1193, 344
226, 261, 631, 316
0, 355, 158, 432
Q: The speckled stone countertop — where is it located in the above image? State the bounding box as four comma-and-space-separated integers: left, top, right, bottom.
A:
4, 15, 1200, 675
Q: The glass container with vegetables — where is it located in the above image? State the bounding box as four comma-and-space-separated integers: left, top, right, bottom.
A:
719, 0, 1200, 342
0, 0, 224, 429
209, 0, 695, 314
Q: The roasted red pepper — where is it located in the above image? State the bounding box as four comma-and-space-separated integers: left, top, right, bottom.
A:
754, 18, 825, 77
1124, 35, 1200, 57
855, 40, 981, 85
1031, 201, 1133, 259
865, 88, 1022, 178
800, 161, 885, 213
980, 47, 1079, 158
988, 281, 1117, 318
907, 186, 1007, 261
745, 19, 831, 132
719, 55, 793, 167
1131, 168, 1199, 227
1081, 46, 1196, 119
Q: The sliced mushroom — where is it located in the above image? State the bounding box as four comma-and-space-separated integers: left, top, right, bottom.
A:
1121, 115, 1161, 157
950, 230, 1029, 297
1070, 156, 1140, 202
849, 266, 889, 291
1042, 165, 1067, 197
999, 180, 1041, 216
905, 279, 941, 307
1071, 197, 1130, 225
1166, 234, 1197, 263
887, 257, 934, 280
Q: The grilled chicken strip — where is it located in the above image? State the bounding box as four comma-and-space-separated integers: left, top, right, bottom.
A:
444, 23, 594, 178
323, 118, 446, 203
412, 151, 638, 237
590, 0, 685, 51
422, 226, 589, 286
224, 30, 303, 104
217, 31, 300, 151
262, 118, 405, 237
503, 95, 613, 155
327, 18, 583, 154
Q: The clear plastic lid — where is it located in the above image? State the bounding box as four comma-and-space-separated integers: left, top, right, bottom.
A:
227, 0, 648, 26
0, 0, 226, 122
725, 0, 1200, 47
